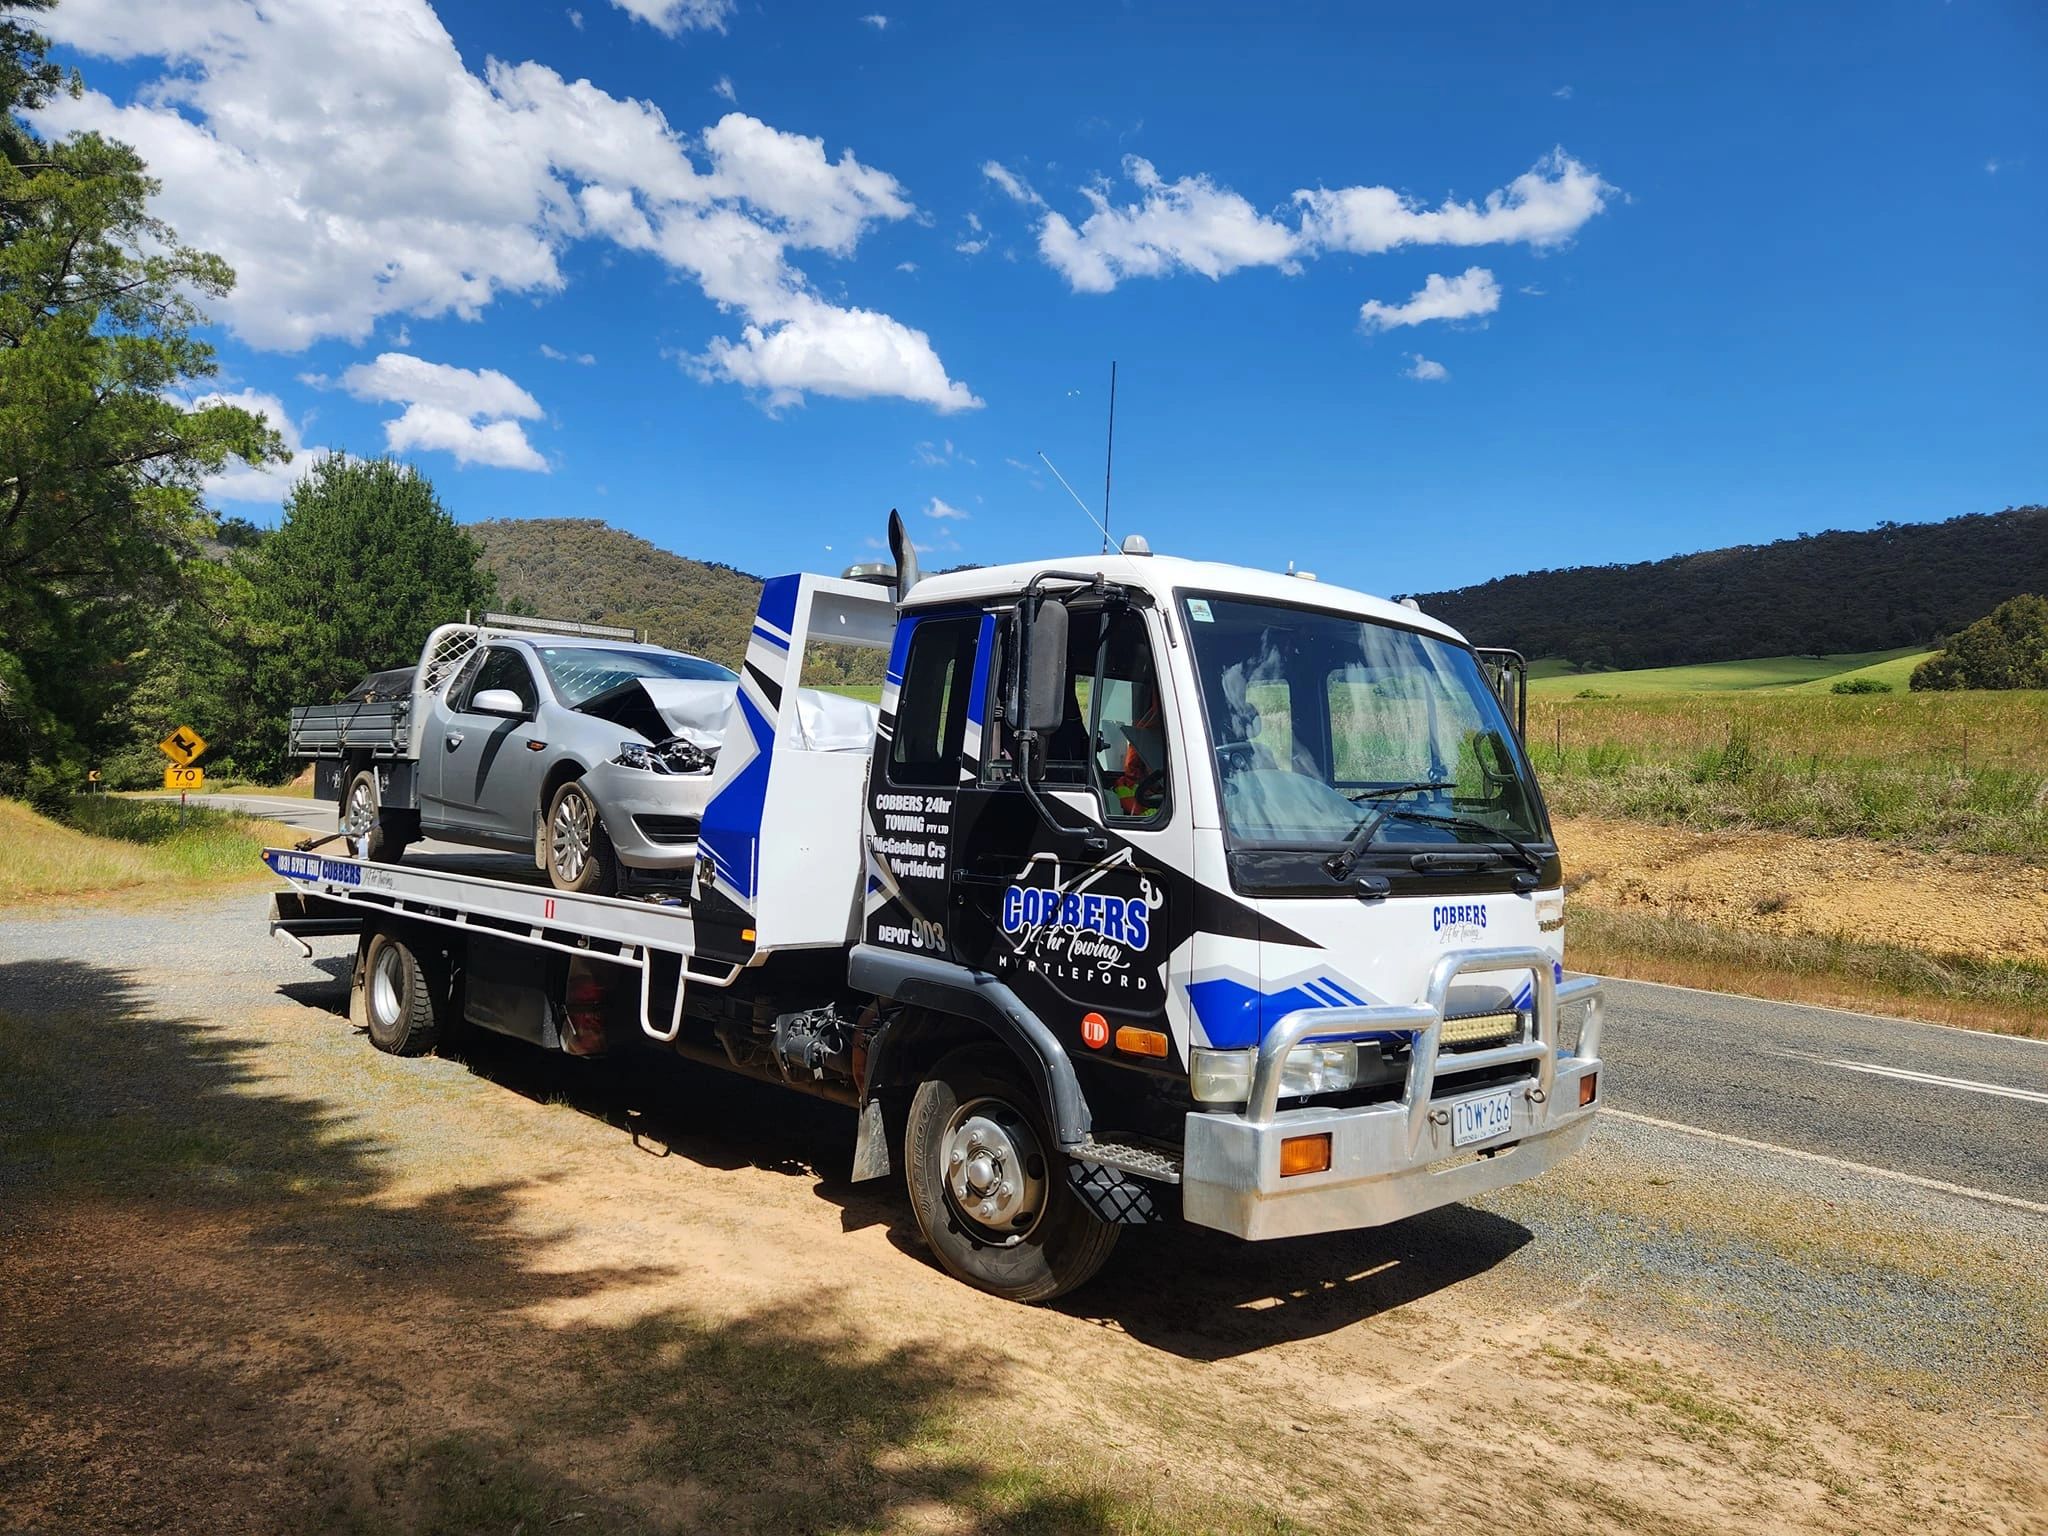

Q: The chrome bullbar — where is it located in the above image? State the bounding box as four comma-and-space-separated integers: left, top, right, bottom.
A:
1182, 947, 1605, 1240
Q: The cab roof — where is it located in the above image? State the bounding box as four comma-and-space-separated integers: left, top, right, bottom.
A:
899, 551, 1468, 645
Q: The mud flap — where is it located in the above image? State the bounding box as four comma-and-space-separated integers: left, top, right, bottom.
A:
851, 1097, 892, 1182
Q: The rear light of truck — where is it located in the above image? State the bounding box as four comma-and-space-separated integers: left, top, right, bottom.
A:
1279, 1133, 1332, 1177
1579, 1071, 1598, 1108
563, 969, 607, 1057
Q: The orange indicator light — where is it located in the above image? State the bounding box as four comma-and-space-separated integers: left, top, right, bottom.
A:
1579, 1072, 1599, 1108
1114, 1025, 1168, 1058
1279, 1133, 1333, 1177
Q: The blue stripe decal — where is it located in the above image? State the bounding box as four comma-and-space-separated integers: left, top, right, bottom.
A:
1185, 978, 1413, 1051
696, 689, 776, 906
755, 574, 800, 642
965, 612, 995, 728
751, 623, 790, 650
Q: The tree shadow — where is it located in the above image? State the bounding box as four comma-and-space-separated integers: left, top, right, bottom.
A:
0, 958, 1135, 1535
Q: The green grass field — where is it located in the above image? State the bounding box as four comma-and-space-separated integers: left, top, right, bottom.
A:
1531, 647, 1933, 698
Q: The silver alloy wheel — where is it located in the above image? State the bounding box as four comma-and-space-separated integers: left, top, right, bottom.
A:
344, 776, 377, 836
941, 1097, 1048, 1245
368, 940, 405, 1028
550, 784, 595, 882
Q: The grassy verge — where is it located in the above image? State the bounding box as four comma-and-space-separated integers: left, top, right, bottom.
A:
1570, 905, 2048, 1040
0, 796, 293, 906
1528, 689, 2048, 859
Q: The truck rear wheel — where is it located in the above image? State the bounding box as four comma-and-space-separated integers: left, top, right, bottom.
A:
904, 1045, 1119, 1303
361, 931, 444, 1056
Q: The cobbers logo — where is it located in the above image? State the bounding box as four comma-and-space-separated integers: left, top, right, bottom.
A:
1000, 886, 1150, 950
1432, 902, 1489, 933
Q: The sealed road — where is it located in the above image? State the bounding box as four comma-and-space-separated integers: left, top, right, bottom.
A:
1599, 977, 2047, 1205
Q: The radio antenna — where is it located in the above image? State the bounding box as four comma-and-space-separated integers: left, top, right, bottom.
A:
1037, 449, 1115, 551
1101, 360, 1117, 555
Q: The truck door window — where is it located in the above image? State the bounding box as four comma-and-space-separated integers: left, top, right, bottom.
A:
890, 616, 979, 787
1088, 610, 1170, 822
465, 646, 537, 714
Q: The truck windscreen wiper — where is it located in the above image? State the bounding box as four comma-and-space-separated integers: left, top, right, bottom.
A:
1323, 787, 1442, 880
1383, 808, 1545, 871
1345, 779, 1454, 804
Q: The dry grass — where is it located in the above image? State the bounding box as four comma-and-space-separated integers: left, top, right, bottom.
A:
1569, 905, 2048, 1041
1529, 688, 2048, 859
0, 797, 292, 907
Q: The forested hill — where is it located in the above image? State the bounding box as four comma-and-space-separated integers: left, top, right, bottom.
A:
1411, 506, 2048, 669
468, 517, 884, 684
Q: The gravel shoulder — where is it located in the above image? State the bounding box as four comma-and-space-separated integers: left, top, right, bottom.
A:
1, 893, 2042, 1535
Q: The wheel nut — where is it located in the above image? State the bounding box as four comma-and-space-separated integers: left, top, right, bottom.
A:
949, 1148, 965, 1166
978, 1199, 996, 1217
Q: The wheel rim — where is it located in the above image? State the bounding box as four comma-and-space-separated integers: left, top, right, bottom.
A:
551, 787, 594, 881
941, 1097, 1048, 1245
369, 944, 405, 1028
345, 779, 376, 836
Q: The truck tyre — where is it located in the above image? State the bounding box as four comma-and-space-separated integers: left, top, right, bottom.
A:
545, 779, 618, 895
904, 1044, 1119, 1303
340, 768, 408, 863
361, 931, 443, 1056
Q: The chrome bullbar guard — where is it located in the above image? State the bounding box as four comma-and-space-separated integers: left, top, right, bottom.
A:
1181, 947, 1605, 1240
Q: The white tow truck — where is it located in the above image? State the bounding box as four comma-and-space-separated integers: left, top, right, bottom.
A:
266, 515, 1604, 1302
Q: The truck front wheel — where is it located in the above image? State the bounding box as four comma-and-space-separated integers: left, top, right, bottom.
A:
904, 1045, 1118, 1303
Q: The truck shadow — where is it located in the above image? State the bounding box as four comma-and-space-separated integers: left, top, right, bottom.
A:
427, 1008, 1531, 1362
0, 956, 1152, 1535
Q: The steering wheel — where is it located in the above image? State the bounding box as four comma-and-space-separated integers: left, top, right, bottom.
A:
1131, 767, 1169, 810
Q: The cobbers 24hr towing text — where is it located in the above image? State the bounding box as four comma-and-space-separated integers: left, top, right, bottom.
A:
266, 512, 1603, 1303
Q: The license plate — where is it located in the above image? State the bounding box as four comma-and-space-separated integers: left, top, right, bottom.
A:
1452, 1089, 1515, 1147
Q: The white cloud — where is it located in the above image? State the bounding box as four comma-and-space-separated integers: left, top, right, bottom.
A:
860, 13, 888, 28
1985, 158, 2000, 174
1358, 267, 1501, 331
1553, 85, 1573, 99
29, 0, 975, 413
895, 260, 917, 273
1297, 150, 1612, 257
712, 74, 735, 103
338, 351, 548, 471
540, 343, 597, 364
566, 8, 583, 28
1012, 148, 1611, 295
695, 297, 982, 414
924, 496, 968, 521
1404, 353, 1449, 382
606, 0, 733, 36
191, 389, 329, 504
983, 160, 1044, 208
1038, 155, 1301, 294
956, 237, 989, 255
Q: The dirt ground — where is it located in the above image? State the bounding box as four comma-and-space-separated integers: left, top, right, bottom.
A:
3, 905, 2044, 1535
1557, 815, 2048, 965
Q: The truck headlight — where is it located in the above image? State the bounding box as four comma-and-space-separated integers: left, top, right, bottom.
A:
1279, 1041, 1358, 1098
1190, 1047, 1254, 1104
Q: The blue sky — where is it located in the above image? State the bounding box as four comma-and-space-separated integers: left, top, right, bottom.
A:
33, 0, 2045, 594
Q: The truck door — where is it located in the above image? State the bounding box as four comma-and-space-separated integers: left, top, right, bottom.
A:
421, 643, 541, 836
952, 602, 1191, 1065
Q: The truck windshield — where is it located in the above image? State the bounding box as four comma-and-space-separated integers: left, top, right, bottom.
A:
1181, 594, 1548, 858
536, 646, 737, 707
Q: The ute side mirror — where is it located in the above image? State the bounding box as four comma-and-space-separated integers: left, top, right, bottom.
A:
470, 688, 528, 719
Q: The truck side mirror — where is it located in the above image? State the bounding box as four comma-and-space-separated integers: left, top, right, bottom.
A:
1012, 596, 1069, 740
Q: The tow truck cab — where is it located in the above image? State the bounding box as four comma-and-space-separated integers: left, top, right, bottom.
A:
686, 535, 1603, 1251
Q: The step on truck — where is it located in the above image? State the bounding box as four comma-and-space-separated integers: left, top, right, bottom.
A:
266, 514, 1604, 1302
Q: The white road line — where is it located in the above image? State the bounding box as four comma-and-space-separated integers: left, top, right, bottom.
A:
1605, 1109, 2048, 1217
1820, 1059, 2048, 1105
1594, 973, 2048, 1050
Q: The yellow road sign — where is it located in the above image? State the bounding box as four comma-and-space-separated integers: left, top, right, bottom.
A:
158, 725, 208, 766
164, 765, 205, 791
87, 770, 101, 783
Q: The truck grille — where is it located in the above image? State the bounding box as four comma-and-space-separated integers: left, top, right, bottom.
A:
632, 815, 701, 846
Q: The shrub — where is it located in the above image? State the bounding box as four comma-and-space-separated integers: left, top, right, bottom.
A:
1911, 594, 2048, 690
1830, 677, 1892, 694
